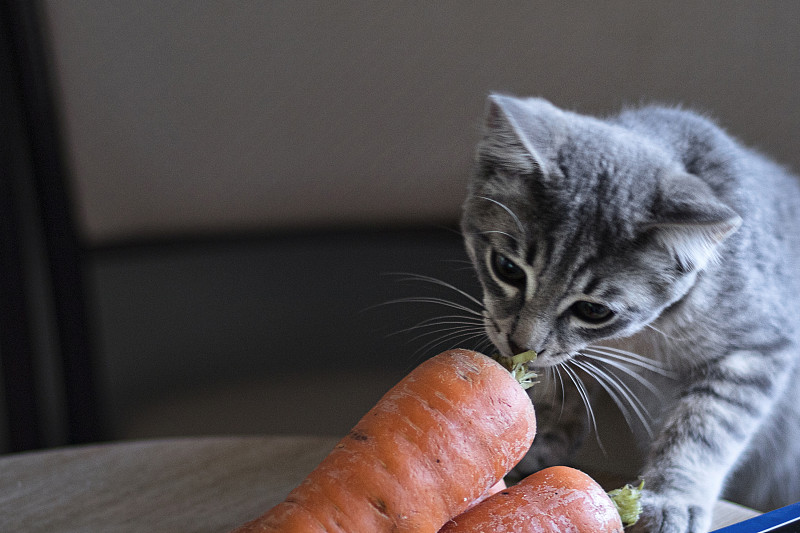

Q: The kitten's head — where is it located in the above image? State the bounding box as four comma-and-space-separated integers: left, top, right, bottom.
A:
462, 95, 741, 366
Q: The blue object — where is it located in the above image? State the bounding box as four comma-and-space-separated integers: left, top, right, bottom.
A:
712, 502, 800, 532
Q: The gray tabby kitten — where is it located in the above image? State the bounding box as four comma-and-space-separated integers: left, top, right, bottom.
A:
461, 94, 800, 533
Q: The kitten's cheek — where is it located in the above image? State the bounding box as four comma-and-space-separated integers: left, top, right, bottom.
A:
481, 325, 503, 352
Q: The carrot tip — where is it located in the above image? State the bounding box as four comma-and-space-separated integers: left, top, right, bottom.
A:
607, 479, 644, 527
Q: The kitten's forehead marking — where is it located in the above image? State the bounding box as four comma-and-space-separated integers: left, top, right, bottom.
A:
573, 269, 598, 296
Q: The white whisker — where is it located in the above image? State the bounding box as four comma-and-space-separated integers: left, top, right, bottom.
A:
442, 259, 480, 272
475, 337, 495, 354
412, 329, 489, 359
645, 323, 691, 343
552, 364, 567, 420
479, 230, 518, 243
561, 362, 605, 455
580, 350, 664, 398
573, 358, 654, 438
391, 315, 485, 333
403, 323, 486, 343
369, 270, 495, 360
376, 297, 484, 318
384, 272, 485, 309
586, 345, 676, 377
476, 196, 526, 235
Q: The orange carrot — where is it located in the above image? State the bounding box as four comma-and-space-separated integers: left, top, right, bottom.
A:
465, 478, 508, 511
439, 466, 624, 533
479, 478, 508, 502
231, 349, 537, 533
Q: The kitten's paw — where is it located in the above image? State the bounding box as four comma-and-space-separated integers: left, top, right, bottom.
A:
629, 490, 711, 533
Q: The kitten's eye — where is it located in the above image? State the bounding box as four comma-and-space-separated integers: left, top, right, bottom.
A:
571, 301, 614, 324
491, 252, 525, 285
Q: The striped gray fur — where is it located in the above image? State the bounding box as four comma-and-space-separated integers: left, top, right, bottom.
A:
461, 95, 800, 533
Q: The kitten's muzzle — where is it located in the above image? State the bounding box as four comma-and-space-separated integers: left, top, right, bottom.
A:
509, 340, 528, 356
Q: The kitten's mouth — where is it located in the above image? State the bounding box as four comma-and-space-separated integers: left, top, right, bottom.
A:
508, 341, 527, 356
501, 345, 574, 368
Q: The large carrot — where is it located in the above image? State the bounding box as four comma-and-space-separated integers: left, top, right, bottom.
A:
231, 349, 537, 532
439, 466, 630, 533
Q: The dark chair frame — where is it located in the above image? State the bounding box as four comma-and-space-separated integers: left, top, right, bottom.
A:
0, 0, 101, 451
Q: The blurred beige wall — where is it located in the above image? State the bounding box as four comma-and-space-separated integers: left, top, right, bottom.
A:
42, 1, 800, 245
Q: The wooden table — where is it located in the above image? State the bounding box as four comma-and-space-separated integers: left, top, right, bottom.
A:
0, 435, 759, 532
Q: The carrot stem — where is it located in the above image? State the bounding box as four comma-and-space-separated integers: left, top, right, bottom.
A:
607, 480, 644, 527
491, 350, 538, 390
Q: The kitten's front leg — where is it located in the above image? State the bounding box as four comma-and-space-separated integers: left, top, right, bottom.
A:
513, 376, 591, 476
631, 347, 789, 533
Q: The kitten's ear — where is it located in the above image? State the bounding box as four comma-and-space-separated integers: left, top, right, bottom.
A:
478, 94, 564, 175
646, 172, 742, 271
